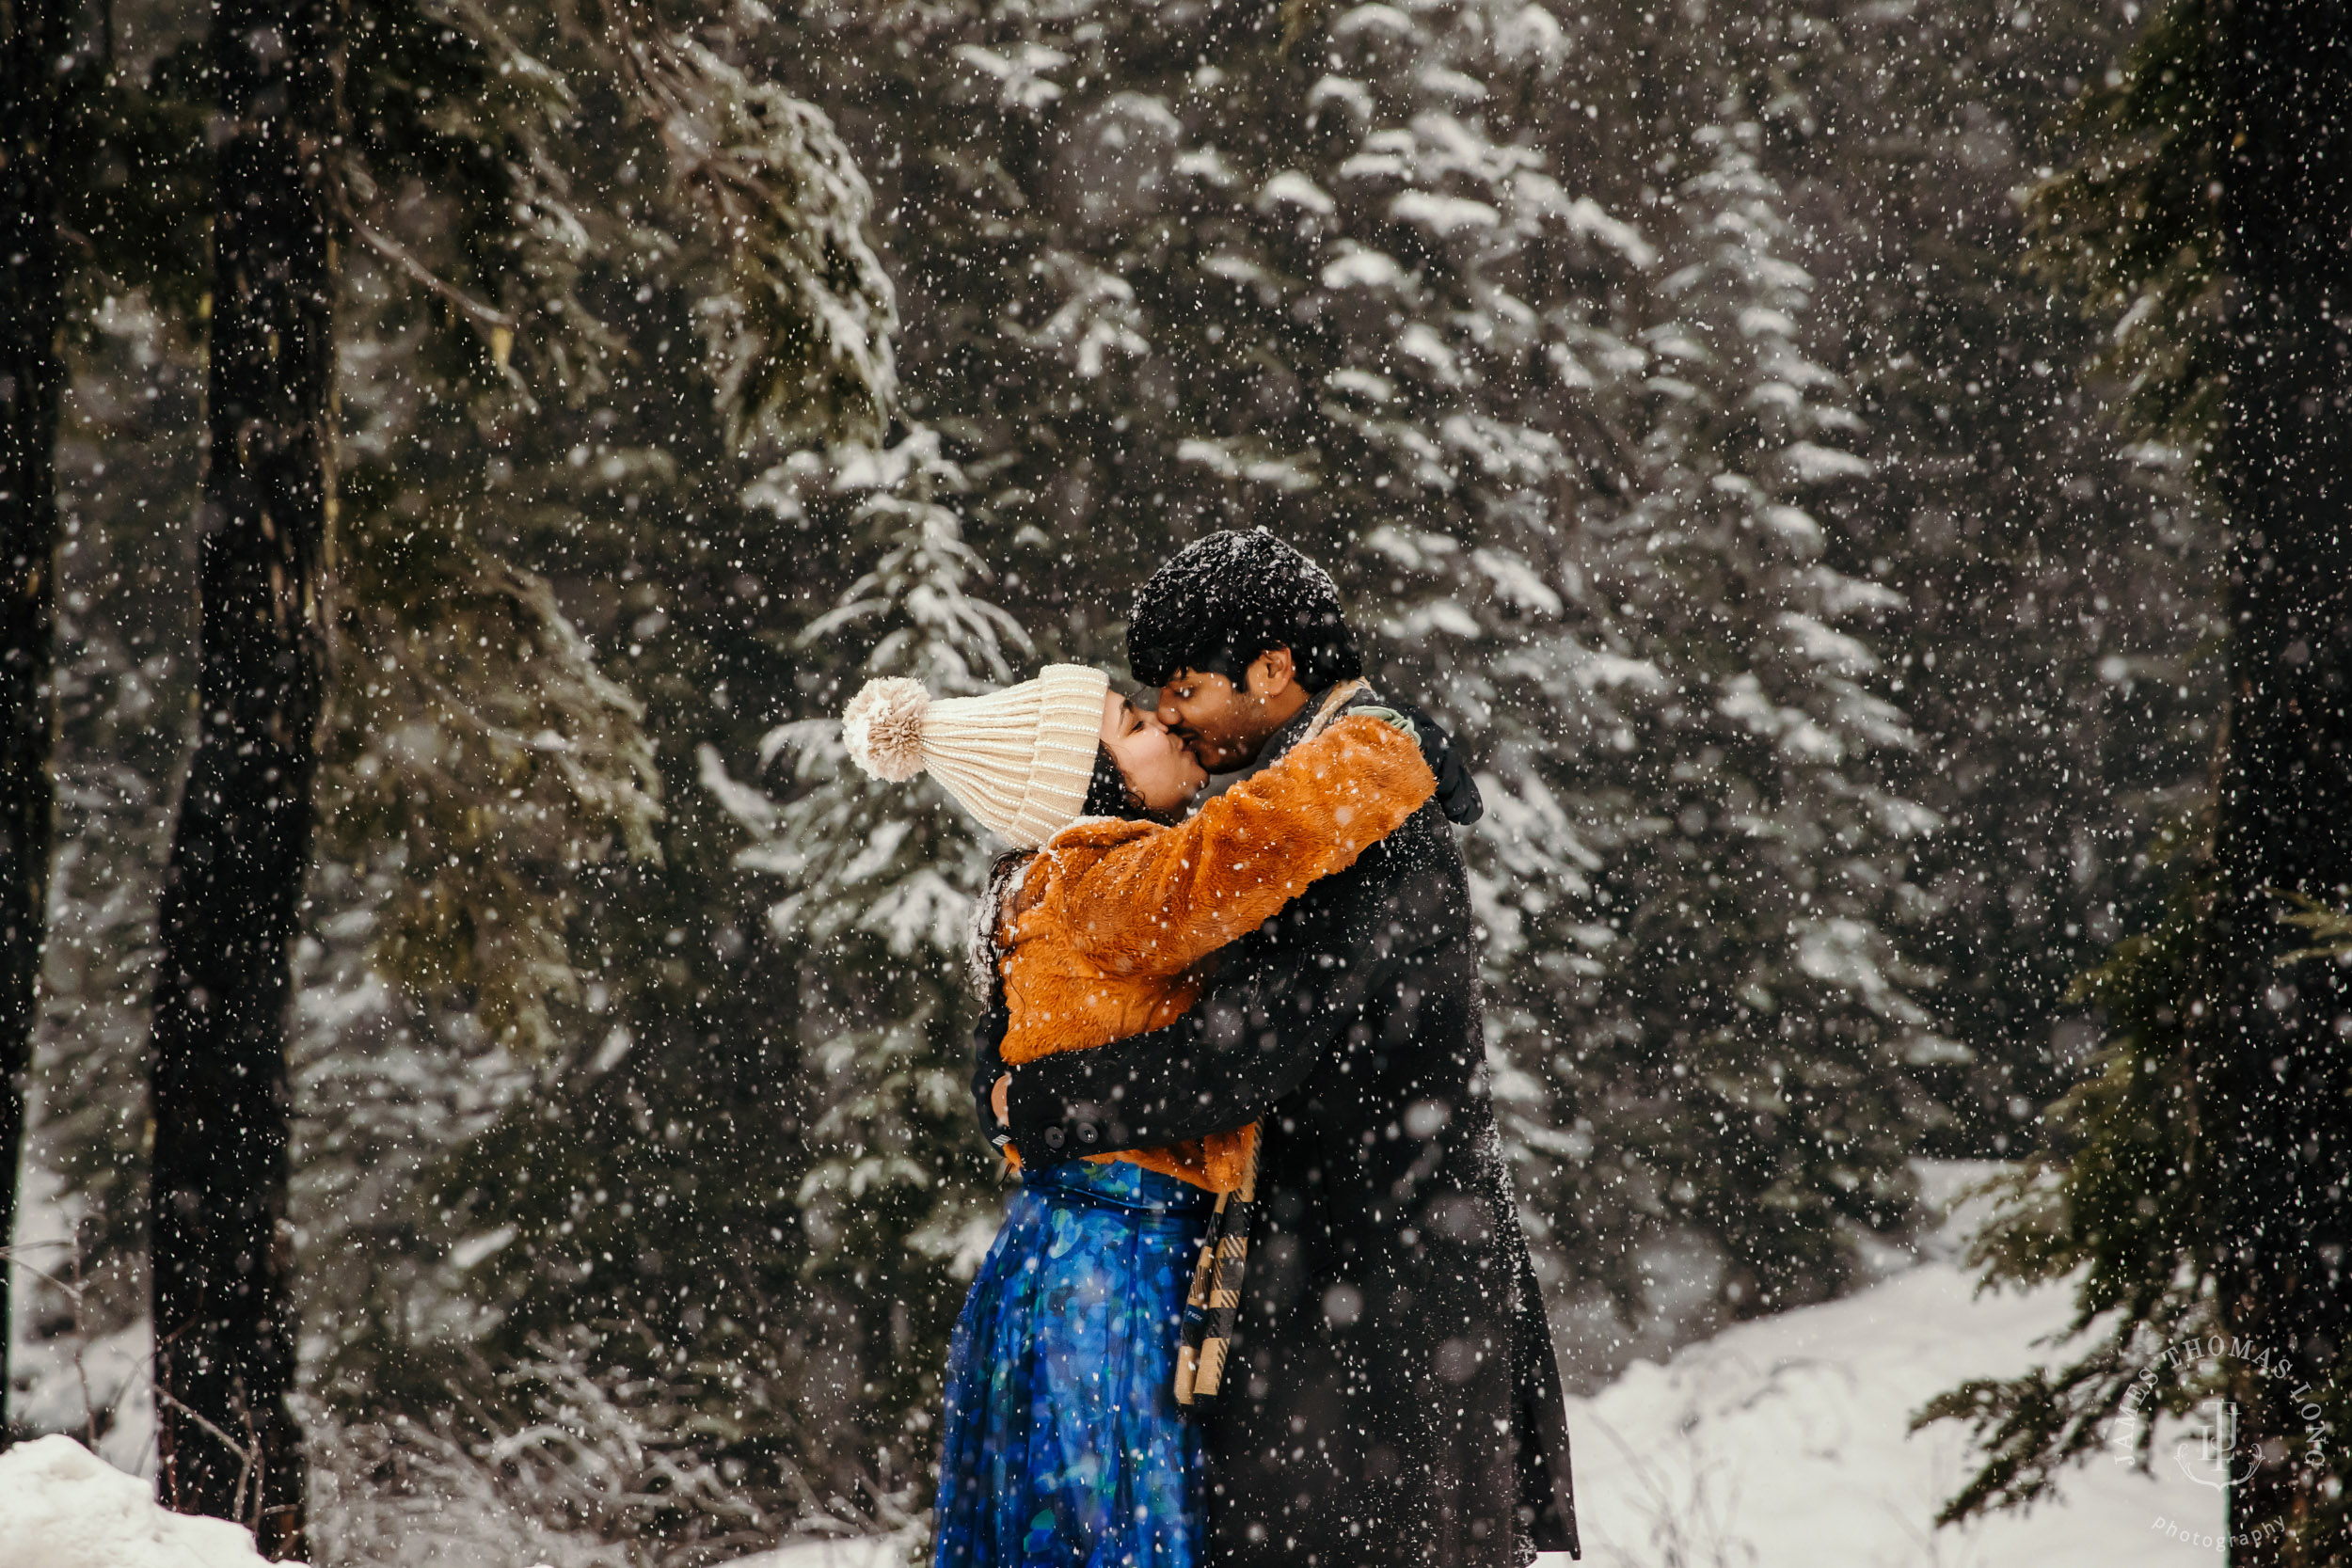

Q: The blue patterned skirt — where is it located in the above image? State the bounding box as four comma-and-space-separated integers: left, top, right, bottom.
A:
932, 1158, 1213, 1568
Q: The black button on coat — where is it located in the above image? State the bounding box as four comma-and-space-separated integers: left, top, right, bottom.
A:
1000, 696, 1578, 1566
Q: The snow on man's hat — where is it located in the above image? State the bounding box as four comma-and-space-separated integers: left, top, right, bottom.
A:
839, 665, 1109, 848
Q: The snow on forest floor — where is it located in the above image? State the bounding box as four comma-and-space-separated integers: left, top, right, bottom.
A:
5, 1164, 156, 1478
1549, 1163, 2224, 1567
3, 1162, 2227, 1567
0, 1427, 919, 1568
0, 1433, 291, 1568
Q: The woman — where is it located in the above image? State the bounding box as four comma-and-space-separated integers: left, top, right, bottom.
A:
839, 663, 1436, 1568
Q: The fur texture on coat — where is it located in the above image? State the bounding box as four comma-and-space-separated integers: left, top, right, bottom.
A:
993, 712, 1435, 1192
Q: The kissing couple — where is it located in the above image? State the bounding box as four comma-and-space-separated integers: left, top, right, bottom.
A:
840, 530, 1579, 1568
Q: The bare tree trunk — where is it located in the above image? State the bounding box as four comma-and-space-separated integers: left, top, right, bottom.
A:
0, 0, 64, 1442
150, 0, 337, 1545
2208, 2, 2352, 1561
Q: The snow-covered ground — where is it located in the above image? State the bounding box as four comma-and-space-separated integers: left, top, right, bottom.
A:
0, 1433, 294, 1568
0, 1433, 914, 1568
4, 1163, 155, 1478
1, 1164, 2225, 1567
1547, 1164, 2224, 1567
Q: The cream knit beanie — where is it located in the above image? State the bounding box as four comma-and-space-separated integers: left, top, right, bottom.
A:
839, 665, 1110, 848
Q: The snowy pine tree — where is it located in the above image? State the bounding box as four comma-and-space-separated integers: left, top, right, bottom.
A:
11, 295, 201, 1445
294, 8, 930, 1536
707, 428, 1025, 1434
775, 0, 1941, 1362
1489, 120, 1938, 1338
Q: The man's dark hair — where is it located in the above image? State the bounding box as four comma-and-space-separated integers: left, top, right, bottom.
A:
1127, 529, 1363, 691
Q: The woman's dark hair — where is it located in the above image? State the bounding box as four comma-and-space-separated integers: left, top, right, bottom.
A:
1082, 741, 1166, 822
970, 849, 1030, 1000
1126, 527, 1363, 691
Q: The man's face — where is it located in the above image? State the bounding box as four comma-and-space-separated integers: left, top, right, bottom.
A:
1154, 651, 1297, 771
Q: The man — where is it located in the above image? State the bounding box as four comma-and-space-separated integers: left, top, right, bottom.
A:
982, 529, 1578, 1565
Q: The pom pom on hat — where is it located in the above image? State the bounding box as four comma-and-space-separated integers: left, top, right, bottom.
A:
836, 664, 1108, 847
842, 676, 930, 782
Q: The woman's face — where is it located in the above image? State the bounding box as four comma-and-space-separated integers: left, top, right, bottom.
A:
1100, 689, 1208, 813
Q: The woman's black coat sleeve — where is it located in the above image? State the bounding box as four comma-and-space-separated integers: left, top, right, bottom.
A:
1001, 924, 1392, 1167
969, 990, 1012, 1149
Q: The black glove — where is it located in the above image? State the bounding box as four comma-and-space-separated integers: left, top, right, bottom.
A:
1387, 700, 1484, 825
969, 990, 1012, 1148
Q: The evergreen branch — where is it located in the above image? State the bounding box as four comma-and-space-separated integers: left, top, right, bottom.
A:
2275, 891, 2352, 967
579, 12, 897, 447
2021, 0, 2228, 445
1914, 1352, 2127, 1524
1923, 876, 2225, 1525
346, 211, 519, 333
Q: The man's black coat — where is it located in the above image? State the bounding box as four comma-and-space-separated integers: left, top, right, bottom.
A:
995, 696, 1579, 1566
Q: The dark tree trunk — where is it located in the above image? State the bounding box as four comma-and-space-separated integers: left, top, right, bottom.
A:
2208, 2, 2352, 1562
150, 0, 337, 1545
0, 0, 64, 1441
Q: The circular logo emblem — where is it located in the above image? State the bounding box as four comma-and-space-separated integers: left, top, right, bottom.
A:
2111, 1335, 2335, 1553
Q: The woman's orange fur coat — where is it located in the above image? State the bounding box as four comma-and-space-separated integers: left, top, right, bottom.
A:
992, 711, 1436, 1192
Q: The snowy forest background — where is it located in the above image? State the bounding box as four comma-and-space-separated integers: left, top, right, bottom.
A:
8, 0, 2334, 1558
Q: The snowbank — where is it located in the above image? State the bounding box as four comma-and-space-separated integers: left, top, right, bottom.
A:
0, 1433, 296, 1568
1548, 1168, 2226, 1567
